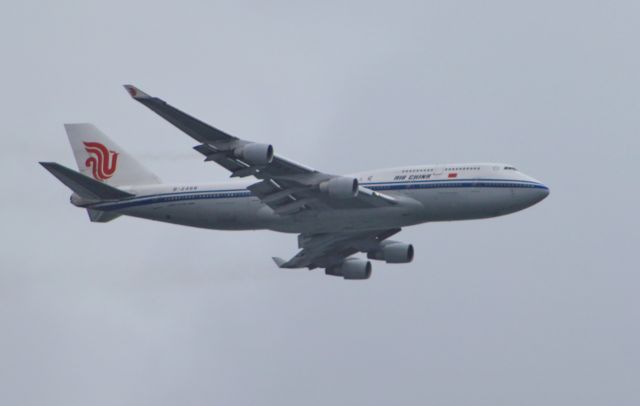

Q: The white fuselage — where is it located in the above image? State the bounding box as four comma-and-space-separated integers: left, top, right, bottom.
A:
87, 163, 549, 234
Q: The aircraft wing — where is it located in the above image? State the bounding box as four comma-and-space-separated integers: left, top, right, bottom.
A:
273, 228, 401, 269
124, 85, 396, 214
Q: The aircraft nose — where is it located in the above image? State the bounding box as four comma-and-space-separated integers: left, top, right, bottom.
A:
533, 183, 550, 203
520, 172, 549, 203
511, 181, 549, 211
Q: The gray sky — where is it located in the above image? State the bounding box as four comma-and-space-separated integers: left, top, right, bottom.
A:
1, 1, 639, 405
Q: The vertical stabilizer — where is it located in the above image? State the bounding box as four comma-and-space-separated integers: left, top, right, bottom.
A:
64, 123, 161, 186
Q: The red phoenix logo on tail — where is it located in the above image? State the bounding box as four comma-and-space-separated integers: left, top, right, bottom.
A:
83, 142, 119, 180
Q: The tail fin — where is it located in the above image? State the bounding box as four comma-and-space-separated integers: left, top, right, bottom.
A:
64, 123, 160, 186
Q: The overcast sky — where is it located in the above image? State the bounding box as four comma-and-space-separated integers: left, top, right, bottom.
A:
1, 1, 639, 405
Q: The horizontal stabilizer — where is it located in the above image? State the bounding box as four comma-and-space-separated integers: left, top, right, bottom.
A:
40, 162, 134, 201
272, 257, 287, 268
87, 209, 121, 223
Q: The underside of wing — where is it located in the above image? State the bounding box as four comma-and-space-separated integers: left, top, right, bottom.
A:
274, 228, 402, 270
124, 85, 396, 214
272, 227, 415, 280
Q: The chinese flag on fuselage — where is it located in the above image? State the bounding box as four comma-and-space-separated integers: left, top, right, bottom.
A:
448, 173, 458, 178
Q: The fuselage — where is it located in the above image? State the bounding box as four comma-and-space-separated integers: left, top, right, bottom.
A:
84, 163, 549, 234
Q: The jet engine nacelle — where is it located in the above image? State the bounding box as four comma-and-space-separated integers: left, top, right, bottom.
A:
319, 177, 359, 199
367, 241, 414, 264
234, 143, 274, 165
325, 258, 372, 280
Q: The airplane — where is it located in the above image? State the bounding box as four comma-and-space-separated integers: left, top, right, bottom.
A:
41, 85, 549, 280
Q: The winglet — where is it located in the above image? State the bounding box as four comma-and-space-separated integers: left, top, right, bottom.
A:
272, 257, 287, 268
123, 84, 152, 99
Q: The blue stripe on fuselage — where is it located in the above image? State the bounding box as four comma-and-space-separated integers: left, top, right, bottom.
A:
90, 178, 549, 211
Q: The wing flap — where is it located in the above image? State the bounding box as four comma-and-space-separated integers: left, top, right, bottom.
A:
247, 180, 298, 211
277, 228, 401, 269
357, 186, 398, 206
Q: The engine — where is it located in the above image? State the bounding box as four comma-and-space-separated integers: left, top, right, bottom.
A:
367, 241, 414, 263
319, 177, 359, 199
234, 143, 274, 165
325, 258, 372, 280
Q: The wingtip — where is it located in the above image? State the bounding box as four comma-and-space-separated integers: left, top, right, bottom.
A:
123, 84, 151, 99
272, 257, 286, 268
39, 161, 61, 174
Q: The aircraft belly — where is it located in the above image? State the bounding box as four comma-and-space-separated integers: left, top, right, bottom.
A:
410, 187, 517, 221
120, 197, 274, 230
267, 205, 422, 234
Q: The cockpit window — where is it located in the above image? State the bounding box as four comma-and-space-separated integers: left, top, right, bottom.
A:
504, 166, 517, 170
